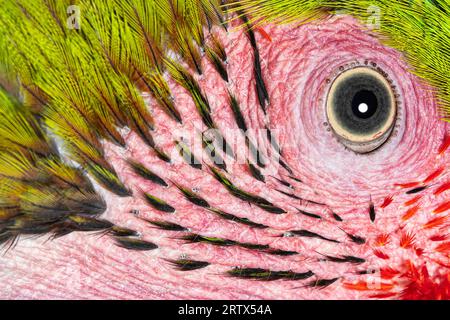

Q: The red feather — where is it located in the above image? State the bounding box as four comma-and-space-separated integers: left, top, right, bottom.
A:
433, 200, 450, 214
404, 195, 422, 207
423, 166, 445, 184
380, 195, 393, 208
429, 234, 448, 241
438, 133, 450, 155
435, 241, 450, 254
374, 233, 391, 247
434, 181, 450, 196
400, 232, 416, 249
423, 216, 448, 229
373, 249, 390, 260
402, 205, 420, 221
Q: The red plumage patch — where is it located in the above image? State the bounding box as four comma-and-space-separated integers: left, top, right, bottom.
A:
400, 262, 450, 300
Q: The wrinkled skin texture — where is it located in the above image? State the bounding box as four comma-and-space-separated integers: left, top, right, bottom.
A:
1, 16, 449, 300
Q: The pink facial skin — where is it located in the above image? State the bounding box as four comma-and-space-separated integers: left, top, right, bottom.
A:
1, 15, 449, 300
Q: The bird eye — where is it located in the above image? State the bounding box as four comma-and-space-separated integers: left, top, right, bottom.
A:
326, 66, 397, 153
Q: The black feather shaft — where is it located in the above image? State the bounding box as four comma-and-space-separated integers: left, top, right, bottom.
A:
208, 208, 268, 229
307, 277, 340, 288
227, 268, 314, 281
229, 93, 248, 132
110, 226, 139, 237
145, 220, 188, 232
174, 184, 210, 208
240, 16, 269, 111
115, 237, 158, 251
248, 160, 265, 182
209, 166, 286, 214
266, 249, 298, 256
128, 159, 168, 187
406, 185, 428, 194
272, 177, 293, 189
323, 255, 366, 264
207, 48, 228, 82
344, 231, 366, 245
181, 233, 269, 251
332, 212, 343, 222
276, 189, 301, 200
143, 192, 176, 213
296, 208, 322, 220
291, 229, 340, 243
167, 259, 210, 271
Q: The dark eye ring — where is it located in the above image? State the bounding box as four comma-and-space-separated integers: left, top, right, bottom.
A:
326, 66, 397, 153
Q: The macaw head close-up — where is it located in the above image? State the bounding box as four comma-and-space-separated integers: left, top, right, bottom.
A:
0, 0, 449, 300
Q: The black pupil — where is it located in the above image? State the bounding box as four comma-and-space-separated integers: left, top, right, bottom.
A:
331, 71, 393, 135
351, 90, 378, 119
